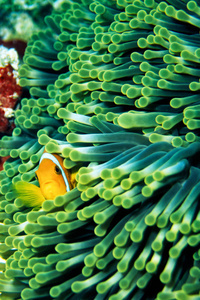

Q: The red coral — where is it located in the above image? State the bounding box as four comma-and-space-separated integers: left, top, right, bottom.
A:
0, 64, 22, 133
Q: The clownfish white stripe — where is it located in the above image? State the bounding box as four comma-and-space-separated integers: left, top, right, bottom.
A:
39, 152, 70, 192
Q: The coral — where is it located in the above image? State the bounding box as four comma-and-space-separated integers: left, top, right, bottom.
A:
0, 0, 200, 299
0, 0, 64, 42
0, 45, 22, 169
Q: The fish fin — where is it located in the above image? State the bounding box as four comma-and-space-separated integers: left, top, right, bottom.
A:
70, 170, 78, 188
70, 164, 82, 188
13, 181, 45, 207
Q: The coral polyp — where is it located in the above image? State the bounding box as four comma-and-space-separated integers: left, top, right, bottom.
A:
0, 0, 200, 299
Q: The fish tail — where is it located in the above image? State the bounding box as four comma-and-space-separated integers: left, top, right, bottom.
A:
13, 181, 45, 207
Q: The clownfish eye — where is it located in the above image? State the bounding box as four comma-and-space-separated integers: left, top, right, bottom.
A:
55, 166, 61, 175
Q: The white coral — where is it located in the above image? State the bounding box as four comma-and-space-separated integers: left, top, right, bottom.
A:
0, 45, 19, 70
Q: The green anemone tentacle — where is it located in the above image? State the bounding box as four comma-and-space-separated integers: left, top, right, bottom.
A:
0, 0, 200, 299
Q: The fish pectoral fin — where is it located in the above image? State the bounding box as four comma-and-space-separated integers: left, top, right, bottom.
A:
13, 181, 45, 207
70, 170, 78, 188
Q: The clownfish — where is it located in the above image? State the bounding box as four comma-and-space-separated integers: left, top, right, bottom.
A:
13, 151, 77, 207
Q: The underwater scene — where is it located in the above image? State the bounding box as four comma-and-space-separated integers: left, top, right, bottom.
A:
0, 0, 200, 299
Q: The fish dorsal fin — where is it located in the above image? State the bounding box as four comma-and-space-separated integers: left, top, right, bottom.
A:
39, 152, 70, 192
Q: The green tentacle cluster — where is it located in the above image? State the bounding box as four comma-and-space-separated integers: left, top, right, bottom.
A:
0, 0, 200, 299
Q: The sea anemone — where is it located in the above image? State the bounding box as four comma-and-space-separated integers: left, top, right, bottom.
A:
0, 0, 200, 299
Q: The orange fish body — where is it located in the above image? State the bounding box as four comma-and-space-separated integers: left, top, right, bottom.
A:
14, 152, 77, 207
36, 151, 73, 200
